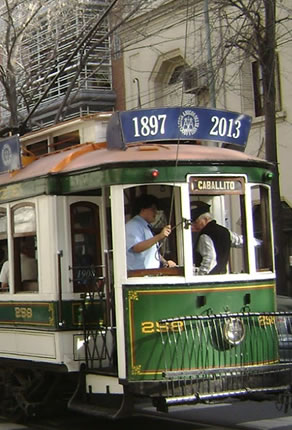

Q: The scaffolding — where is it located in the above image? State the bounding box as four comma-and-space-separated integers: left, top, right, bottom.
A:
19, 0, 114, 127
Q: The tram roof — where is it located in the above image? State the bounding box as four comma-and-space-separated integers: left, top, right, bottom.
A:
0, 142, 272, 187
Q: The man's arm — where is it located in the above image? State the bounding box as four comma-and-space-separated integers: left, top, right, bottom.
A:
197, 235, 217, 275
0, 261, 9, 289
132, 225, 171, 253
230, 230, 244, 247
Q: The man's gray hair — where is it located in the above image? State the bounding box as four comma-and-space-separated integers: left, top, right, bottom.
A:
196, 212, 212, 222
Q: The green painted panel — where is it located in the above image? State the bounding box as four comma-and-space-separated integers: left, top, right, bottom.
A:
0, 301, 56, 327
0, 299, 104, 330
124, 281, 277, 380
59, 165, 271, 193
68, 300, 105, 327
0, 164, 272, 201
0, 178, 49, 204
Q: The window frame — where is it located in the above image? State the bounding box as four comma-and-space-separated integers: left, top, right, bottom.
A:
70, 200, 103, 293
11, 202, 38, 293
252, 53, 281, 117
123, 184, 185, 279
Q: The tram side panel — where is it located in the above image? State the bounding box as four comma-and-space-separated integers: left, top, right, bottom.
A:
0, 195, 89, 372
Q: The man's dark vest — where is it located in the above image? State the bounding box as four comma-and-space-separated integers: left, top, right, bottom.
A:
195, 220, 231, 274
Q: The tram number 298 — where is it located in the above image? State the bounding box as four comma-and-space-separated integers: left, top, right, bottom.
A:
141, 320, 184, 334
15, 306, 33, 319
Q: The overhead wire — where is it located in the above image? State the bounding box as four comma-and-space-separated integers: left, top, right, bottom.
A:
157, 0, 192, 260
168, 0, 192, 226
112, 3, 207, 110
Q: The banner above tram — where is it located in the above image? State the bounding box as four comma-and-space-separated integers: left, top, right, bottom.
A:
106, 107, 252, 150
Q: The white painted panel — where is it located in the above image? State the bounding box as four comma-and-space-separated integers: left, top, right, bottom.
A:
86, 374, 123, 394
0, 330, 56, 358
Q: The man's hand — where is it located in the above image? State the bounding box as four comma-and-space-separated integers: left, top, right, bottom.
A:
167, 260, 177, 267
159, 224, 171, 240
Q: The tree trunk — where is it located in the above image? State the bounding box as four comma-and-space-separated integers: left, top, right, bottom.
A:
262, 0, 286, 293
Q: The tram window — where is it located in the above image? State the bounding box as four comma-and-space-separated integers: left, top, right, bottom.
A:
51, 130, 80, 151
12, 204, 38, 293
124, 185, 182, 277
70, 202, 102, 293
26, 139, 48, 156
0, 209, 8, 292
190, 193, 248, 275
251, 185, 273, 271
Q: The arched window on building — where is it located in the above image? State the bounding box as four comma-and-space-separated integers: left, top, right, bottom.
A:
150, 51, 187, 107
150, 50, 208, 107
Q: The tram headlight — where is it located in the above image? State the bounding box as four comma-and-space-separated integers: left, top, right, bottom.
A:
150, 168, 159, 178
223, 318, 245, 345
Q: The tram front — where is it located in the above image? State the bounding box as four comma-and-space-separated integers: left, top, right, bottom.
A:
109, 108, 292, 410
79, 107, 292, 415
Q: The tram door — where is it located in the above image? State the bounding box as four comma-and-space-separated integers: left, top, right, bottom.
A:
69, 197, 116, 372
70, 200, 103, 293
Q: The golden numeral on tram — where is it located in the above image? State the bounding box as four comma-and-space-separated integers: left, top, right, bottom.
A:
258, 315, 275, 326
141, 320, 184, 334
14, 307, 33, 319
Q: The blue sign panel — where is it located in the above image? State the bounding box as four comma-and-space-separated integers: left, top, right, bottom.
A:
0, 135, 22, 173
106, 107, 252, 150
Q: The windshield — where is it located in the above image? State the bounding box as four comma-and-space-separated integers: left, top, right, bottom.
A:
123, 178, 273, 279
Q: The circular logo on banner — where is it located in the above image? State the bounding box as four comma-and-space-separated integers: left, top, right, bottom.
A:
178, 110, 200, 137
1, 143, 12, 167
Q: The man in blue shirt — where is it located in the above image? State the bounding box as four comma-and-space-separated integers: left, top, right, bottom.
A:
126, 194, 176, 270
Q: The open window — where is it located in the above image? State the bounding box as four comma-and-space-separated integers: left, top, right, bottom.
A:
12, 204, 38, 292
124, 185, 183, 277
189, 176, 248, 275
251, 185, 273, 272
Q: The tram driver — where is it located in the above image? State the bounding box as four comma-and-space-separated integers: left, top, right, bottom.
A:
125, 194, 176, 271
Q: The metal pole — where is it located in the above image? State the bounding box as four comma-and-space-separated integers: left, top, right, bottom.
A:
204, 0, 216, 107
133, 78, 142, 108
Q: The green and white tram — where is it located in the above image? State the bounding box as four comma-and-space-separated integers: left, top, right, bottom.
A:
0, 107, 290, 418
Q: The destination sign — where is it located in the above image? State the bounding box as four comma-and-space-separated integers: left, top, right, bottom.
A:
106, 107, 252, 150
190, 177, 244, 195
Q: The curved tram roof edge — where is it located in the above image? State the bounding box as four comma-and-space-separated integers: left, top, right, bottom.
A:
0, 142, 274, 202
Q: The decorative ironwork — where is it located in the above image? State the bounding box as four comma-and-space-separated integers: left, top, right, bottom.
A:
48, 303, 55, 326
131, 364, 142, 375
128, 290, 139, 301
79, 272, 117, 373
158, 312, 292, 402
